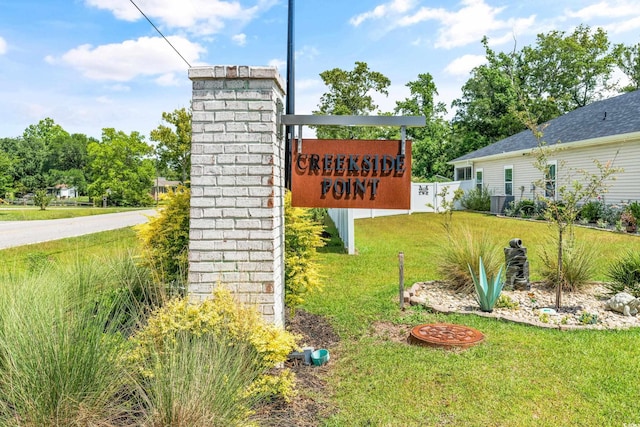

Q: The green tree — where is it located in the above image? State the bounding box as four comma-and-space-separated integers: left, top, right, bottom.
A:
23, 118, 70, 176
395, 73, 451, 180
86, 128, 155, 207
52, 133, 91, 172
150, 108, 192, 184
452, 26, 616, 159
4, 119, 90, 195
0, 149, 13, 198
451, 39, 527, 157
522, 25, 616, 112
614, 42, 640, 92
313, 61, 391, 139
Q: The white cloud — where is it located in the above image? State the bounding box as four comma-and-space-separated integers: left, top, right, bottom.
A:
295, 78, 322, 91
56, 36, 205, 82
155, 73, 181, 86
566, 1, 636, 20
564, 1, 640, 34
85, 0, 277, 36
295, 45, 319, 60
350, 0, 418, 26
268, 58, 286, 71
107, 84, 131, 92
352, 0, 536, 49
606, 15, 640, 33
96, 96, 113, 104
444, 54, 487, 76
0, 36, 7, 55
232, 33, 247, 46
399, 0, 537, 49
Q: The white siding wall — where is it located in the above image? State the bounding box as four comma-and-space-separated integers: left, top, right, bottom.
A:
463, 138, 640, 204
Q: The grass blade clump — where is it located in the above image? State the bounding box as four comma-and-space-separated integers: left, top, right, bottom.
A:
539, 237, 598, 292
139, 331, 262, 427
438, 227, 501, 293
0, 258, 141, 426
605, 249, 640, 297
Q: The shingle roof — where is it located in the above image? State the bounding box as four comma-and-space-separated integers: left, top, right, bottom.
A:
451, 89, 640, 162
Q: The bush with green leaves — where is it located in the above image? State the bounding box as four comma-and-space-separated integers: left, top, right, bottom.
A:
539, 238, 598, 292
128, 287, 299, 408
627, 201, 640, 223
505, 199, 536, 218
438, 227, 501, 293
460, 186, 492, 211
601, 203, 623, 225
136, 186, 190, 295
285, 191, 325, 311
578, 200, 603, 223
605, 250, 640, 297
33, 189, 54, 210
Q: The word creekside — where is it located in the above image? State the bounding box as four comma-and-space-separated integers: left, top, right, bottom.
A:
291, 139, 412, 209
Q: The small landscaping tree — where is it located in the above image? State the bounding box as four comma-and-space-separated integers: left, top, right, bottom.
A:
526, 124, 621, 308
33, 189, 53, 210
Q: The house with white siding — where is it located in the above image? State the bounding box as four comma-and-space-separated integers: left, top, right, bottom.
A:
450, 90, 640, 211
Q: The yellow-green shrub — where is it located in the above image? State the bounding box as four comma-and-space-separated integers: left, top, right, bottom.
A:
136, 186, 190, 292
128, 287, 299, 401
284, 191, 325, 310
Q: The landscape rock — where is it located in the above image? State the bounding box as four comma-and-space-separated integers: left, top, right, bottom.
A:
411, 281, 640, 330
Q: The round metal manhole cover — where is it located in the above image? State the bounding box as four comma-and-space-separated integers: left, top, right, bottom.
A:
408, 323, 484, 349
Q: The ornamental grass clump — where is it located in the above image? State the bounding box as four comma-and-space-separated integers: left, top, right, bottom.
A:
468, 256, 504, 312
0, 258, 142, 426
540, 238, 597, 292
438, 227, 501, 293
138, 331, 263, 427
605, 250, 640, 297
128, 287, 299, 423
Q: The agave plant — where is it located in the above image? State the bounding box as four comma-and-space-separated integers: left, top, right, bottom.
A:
468, 257, 504, 312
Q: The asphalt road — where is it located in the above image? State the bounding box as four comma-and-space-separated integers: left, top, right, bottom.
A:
0, 209, 158, 250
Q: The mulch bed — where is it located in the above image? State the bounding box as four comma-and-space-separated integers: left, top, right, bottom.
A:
252, 309, 340, 426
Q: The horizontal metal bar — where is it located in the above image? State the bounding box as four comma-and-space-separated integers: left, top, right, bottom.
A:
281, 114, 425, 127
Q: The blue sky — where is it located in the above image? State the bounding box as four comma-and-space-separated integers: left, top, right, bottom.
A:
2, 0, 640, 140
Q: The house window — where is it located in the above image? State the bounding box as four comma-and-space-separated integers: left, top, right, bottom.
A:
545, 161, 557, 198
504, 166, 513, 196
475, 169, 483, 190
455, 166, 472, 181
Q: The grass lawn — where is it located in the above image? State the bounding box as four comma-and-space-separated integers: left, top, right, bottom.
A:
0, 206, 149, 221
0, 228, 139, 272
306, 211, 640, 426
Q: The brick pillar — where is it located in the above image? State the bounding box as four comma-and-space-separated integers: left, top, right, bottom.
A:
188, 65, 285, 327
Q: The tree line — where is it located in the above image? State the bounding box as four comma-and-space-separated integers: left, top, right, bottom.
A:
0, 109, 191, 206
2, 25, 637, 200
315, 25, 640, 180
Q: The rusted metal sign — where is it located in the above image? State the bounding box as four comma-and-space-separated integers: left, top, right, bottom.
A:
291, 139, 412, 209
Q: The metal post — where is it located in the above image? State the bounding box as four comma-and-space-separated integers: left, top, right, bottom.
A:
285, 0, 295, 189
399, 252, 405, 310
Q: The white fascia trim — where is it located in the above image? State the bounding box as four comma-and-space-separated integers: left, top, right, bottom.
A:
450, 130, 640, 166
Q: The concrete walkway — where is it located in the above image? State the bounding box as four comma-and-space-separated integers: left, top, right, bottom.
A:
0, 209, 158, 250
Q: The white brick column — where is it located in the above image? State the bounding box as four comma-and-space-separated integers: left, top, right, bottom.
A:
188, 65, 285, 327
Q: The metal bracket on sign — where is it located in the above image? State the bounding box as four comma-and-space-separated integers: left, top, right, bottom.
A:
400, 126, 406, 156
297, 125, 303, 154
